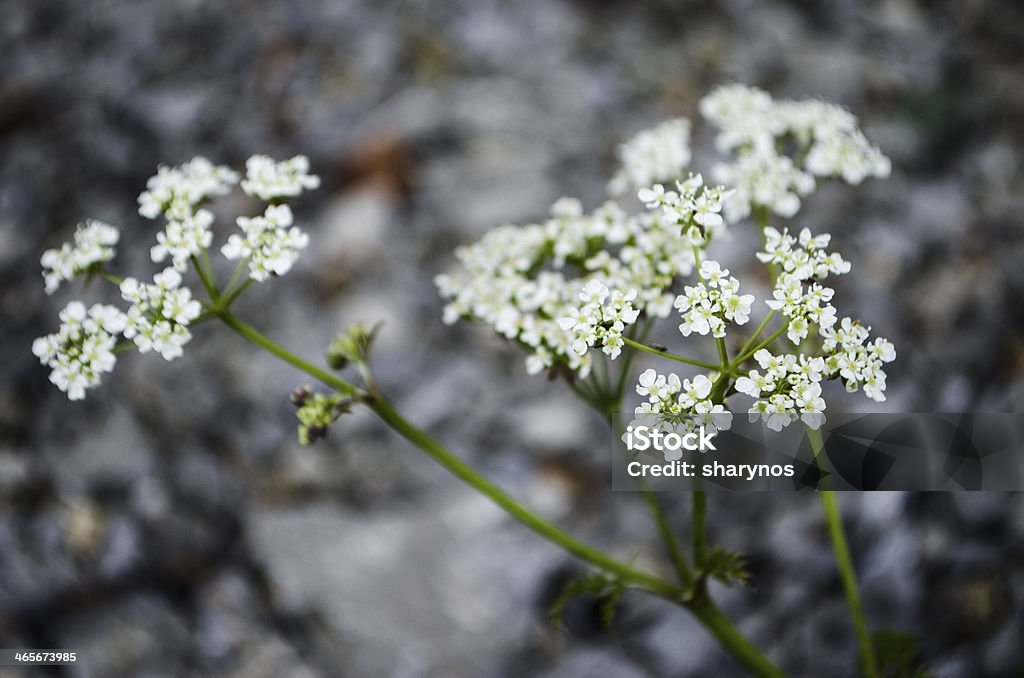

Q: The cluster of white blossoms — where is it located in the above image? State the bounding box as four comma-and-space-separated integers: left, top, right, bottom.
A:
435, 193, 708, 377
558, 280, 640, 361
241, 154, 321, 201
35, 154, 319, 399
120, 268, 202, 361
674, 260, 754, 338
221, 204, 309, 282
759, 227, 851, 344
633, 368, 732, 460
32, 302, 127, 400
736, 349, 828, 431
609, 118, 691, 195
637, 173, 731, 241
700, 84, 890, 221
822, 317, 896, 402
40, 219, 120, 294
137, 156, 239, 221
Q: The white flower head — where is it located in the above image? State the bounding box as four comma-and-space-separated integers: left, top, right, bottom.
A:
222, 204, 309, 282
610, 118, 691, 195
41, 220, 120, 294
120, 268, 202, 361
33, 301, 127, 400
138, 157, 238, 221
241, 154, 320, 201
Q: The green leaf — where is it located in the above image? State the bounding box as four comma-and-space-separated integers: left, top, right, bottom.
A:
548, 573, 623, 632
871, 629, 934, 678
702, 546, 749, 587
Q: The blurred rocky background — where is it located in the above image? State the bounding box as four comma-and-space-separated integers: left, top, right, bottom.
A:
2, 0, 1024, 676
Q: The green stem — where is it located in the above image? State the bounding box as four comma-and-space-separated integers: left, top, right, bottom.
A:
690, 596, 785, 678
219, 311, 360, 396
191, 255, 219, 302
692, 487, 707, 567
642, 487, 694, 589
737, 310, 776, 360
371, 395, 682, 599
808, 428, 878, 678
729, 325, 789, 370
220, 278, 254, 309
621, 337, 720, 371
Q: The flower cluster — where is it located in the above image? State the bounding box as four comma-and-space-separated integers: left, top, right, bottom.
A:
221, 204, 309, 282
757, 226, 851, 279
633, 368, 732, 460
436, 195, 703, 377
638, 173, 731, 241
822, 318, 896, 402
35, 153, 322, 400
40, 220, 120, 294
736, 349, 827, 431
150, 209, 215, 272
241, 154, 321, 201
674, 260, 754, 338
609, 118, 691, 195
120, 268, 202, 361
558, 280, 640, 361
137, 156, 238, 221
31, 302, 127, 400
700, 84, 890, 221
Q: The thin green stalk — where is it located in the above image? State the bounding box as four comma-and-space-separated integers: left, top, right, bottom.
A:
641, 486, 694, 589
220, 278, 254, 309
737, 310, 776, 360
690, 596, 785, 678
621, 337, 720, 371
219, 311, 359, 396
808, 428, 878, 678
692, 487, 707, 567
191, 254, 219, 302
729, 325, 788, 370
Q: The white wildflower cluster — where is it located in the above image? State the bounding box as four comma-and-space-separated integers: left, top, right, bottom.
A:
36, 154, 321, 400
700, 84, 890, 221
736, 349, 827, 431
674, 260, 754, 338
822, 318, 896, 402
150, 209, 215, 271
609, 118, 691, 195
558, 280, 639, 361
40, 220, 120, 294
633, 368, 731, 460
637, 173, 731, 242
31, 302, 127, 400
241, 154, 321, 201
138, 157, 238, 272
435, 195, 704, 377
759, 227, 850, 343
120, 268, 202, 361
221, 204, 309, 282
137, 156, 238, 221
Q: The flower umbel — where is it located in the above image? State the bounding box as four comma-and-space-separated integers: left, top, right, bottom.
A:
32, 301, 127, 400
41, 220, 120, 294
221, 204, 309, 282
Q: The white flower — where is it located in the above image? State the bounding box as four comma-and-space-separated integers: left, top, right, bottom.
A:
222, 204, 309, 282
138, 157, 238, 221
700, 84, 890, 219
120, 268, 202, 361
33, 301, 127, 400
675, 260, 754, 339
240, 154, 320, 201
150, 209, 215, 271
40, 220, 120, 294
610, 118, 691, 194
820, 317, 896, 402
